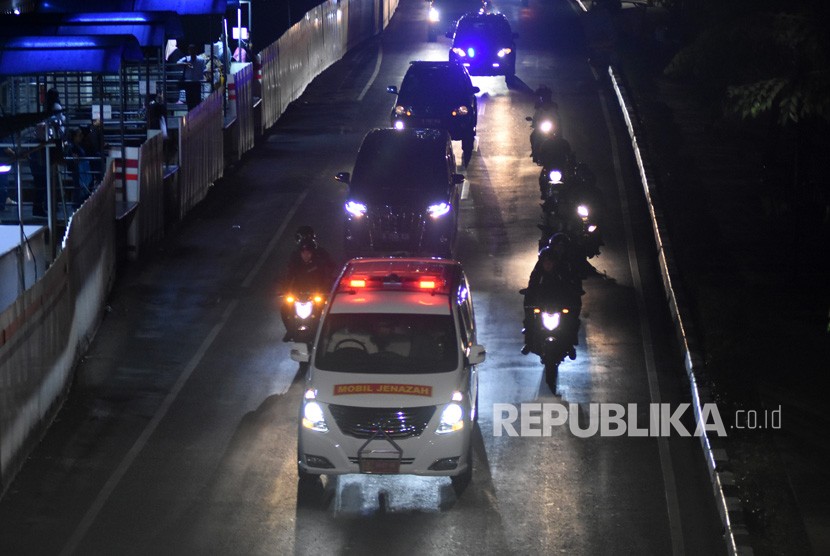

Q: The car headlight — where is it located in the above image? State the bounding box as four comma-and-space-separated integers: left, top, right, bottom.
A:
588, 224, 598, 233
394, 120, 405, 130
437, 402, 464, 434
577, 204, 589, 218
428, 202, 451, 218
394, 105, 409, 116
345, 200, 367, 218
497, 48, 512, 57
541, 311, 561, 331
295, 300, 313, 319
451, 47, 467, 58
0, 164, 11, 173
302, 401, 328, 432
429, 6, 440, 22
539, 120, 554, 134
453, 105, 469, 116
548, 169, 563, 183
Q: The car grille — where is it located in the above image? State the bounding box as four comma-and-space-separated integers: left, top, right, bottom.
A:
329, 404, 437, 439
368, 207, 426, 249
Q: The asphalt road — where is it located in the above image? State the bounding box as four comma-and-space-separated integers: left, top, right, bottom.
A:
0, 0, 727, 554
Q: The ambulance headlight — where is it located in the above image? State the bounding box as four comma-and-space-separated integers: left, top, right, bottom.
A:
437, 403, 464, 434
302, 401, 328, 432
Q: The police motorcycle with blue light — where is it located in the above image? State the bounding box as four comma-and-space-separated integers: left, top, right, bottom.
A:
336, 128, 465, 258
520, 244, 583, 393
279, 228, 337, 345
293, 258, 486, 494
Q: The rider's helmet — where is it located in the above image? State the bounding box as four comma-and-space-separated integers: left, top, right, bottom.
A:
548, 232, 571, 248
298, 237, 318, 253
295, 225, 316, 244
538, 245, 557, 263
535, 85, 553, 105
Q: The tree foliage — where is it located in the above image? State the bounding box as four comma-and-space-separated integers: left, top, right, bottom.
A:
664, 6, 830, 125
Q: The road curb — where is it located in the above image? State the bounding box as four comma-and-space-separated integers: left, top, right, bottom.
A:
607, 66, 754, 556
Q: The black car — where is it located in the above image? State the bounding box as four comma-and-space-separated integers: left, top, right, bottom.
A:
387, 61, 479, 165
335, 128, 465, 258
448, 12, 518, 79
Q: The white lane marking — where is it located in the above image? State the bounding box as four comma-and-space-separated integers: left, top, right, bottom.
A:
242, 189, 310, 288
357, 44, 383, 102
597, 79, 686, 555
60, 299, 240, 556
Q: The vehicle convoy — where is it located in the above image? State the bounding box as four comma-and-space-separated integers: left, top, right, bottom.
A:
387, 60, 480, 165
447, 11, 518, 80
335, 128, 465, 258
293, 257, 486, 493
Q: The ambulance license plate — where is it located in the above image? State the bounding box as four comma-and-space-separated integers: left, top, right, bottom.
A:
360, 458, 401, 474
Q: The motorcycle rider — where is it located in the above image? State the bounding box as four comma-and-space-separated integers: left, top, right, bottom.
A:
521, 245, 583, 358
280, 233, 337, 341
529, 85, 562, 163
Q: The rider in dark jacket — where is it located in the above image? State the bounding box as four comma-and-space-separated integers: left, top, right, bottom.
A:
280, 233, 337, 341
522, 245, 583, 356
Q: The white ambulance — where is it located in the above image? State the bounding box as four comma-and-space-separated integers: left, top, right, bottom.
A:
292, 257, 486, 492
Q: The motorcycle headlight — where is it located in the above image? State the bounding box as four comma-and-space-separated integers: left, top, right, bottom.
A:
302, 401, 328, 432
454, 105, 469, 116
539, 120, 554, 134
345, 201, 367, 218
451, 47, 467, 58
295, 300, 313, 319
548, 169, 563, 183
428, 202, 451, 218
394, 120, 405, 130
429, 6, 440, 22
437, 402, 464, 434
497, 48, 512, 57
541, 311, 561, 331
577, 204, 589, 218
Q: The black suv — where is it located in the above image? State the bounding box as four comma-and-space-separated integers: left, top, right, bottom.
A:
387, 61, 479, 165
335, 128, 465, 258
448, 12, 518, 79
